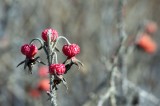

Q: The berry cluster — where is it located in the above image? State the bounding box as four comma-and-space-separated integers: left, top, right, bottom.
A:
136, 21, 158, 54
17, 28, 82, 100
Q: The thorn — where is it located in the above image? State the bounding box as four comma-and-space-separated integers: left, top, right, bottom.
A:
55, 47, 61, 53
46, 91, 51, 95
37, 60, 46, 65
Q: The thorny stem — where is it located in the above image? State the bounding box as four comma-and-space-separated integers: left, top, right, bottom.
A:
47, 29, 57, 106
42, 31, 71, 106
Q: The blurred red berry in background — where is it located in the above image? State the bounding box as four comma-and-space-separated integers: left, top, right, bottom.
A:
29, 89, 41, 98
145, 21, 158, 34
38, 79, 50, 91
137, 33, 157, 54
38, 66, 48, 77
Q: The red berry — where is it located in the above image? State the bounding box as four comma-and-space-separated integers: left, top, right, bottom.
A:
27, 44, 38, 58
21, 44, 38, 58
49, 64, 66, 75
38, 79, 50, 91
41, 28, 58, 42
21, 44, 30, 55
62, 44, 80, 58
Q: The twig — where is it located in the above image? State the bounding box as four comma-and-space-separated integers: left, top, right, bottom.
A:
99, 54, 160, 106
98, 88, 112, 106
126, 80, 160, 105
116, 0, 129, 96
98, 1, 129, 105
97, 62, 119, 106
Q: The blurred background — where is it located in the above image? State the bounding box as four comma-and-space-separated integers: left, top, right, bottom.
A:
0, 0, 160, 106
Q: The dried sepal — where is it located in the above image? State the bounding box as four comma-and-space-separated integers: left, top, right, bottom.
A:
17, 60, 26, 67
17, 56, 45, 74
71, 57, 83, 70
35, 56, 46, 65
65, 62, 74, 74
